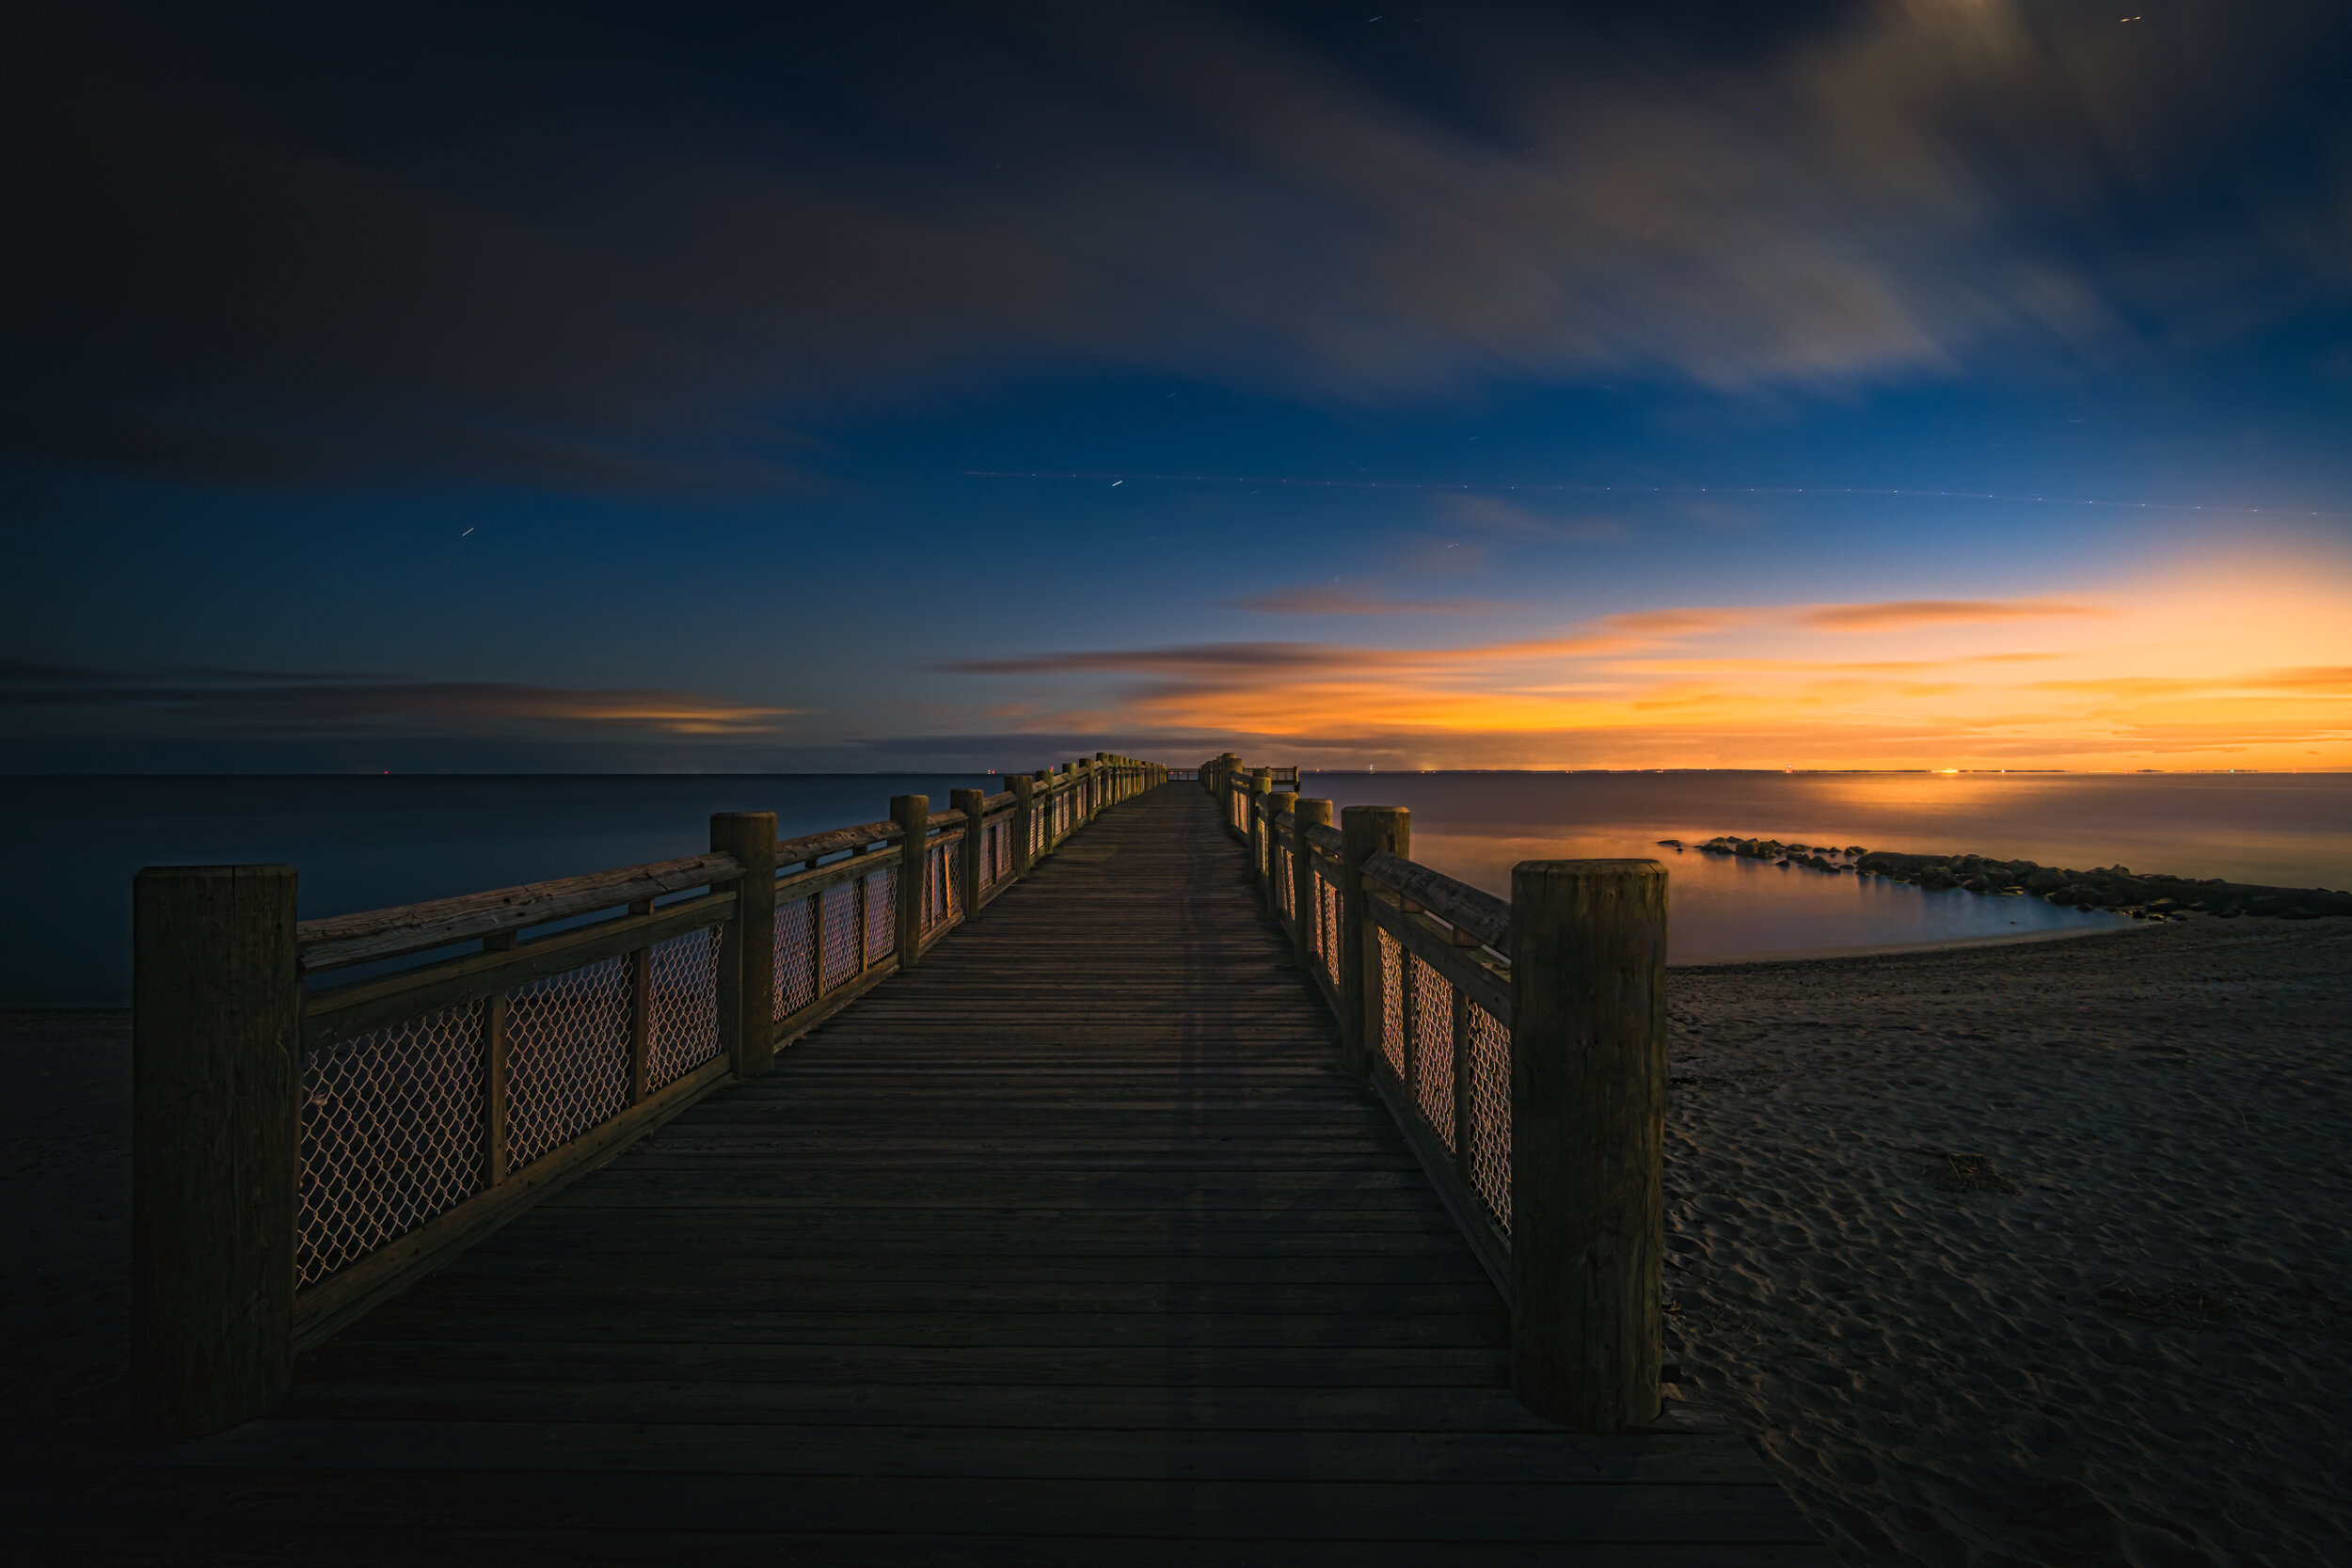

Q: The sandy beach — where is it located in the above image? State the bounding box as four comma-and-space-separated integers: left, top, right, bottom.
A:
5, 916, 2347, 1563
1666, 917, 2352, 1566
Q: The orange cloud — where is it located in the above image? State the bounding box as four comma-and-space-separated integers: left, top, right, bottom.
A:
1800, 598, 2107, 631
939, 563, 2352, 770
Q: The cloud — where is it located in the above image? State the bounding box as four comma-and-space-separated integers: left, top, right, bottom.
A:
1800, 598, 2107, 632
0, 657, 788, 736
8, 1, 2347, 485
1229, 586, 1515, 614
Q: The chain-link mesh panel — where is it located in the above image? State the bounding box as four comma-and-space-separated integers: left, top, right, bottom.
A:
866, 863, 898, 958
646, 926, 723, 1090
774, 893, 818, 1018
1377, 927, 1405, 1077
505, 957, 631, 1170
1273, 845, 1293, 919
819, 879, 862, 989
297, 1006, 485, 1291
1465, 1000, 1512, 1234
1029, 802, 1043, 859
1409, 955, 1455, 1152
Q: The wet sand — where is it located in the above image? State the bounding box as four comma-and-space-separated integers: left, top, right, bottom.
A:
5, 916, 2347, 1563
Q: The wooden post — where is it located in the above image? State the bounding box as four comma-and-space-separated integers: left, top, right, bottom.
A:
1009, 774, 1036, 878
1508, 859, 1668, 1432
1265, 789, 1295, 918
1338, 806, 1408, 1074
626, 901, 653, 1104
132, 863, 299, 1437
1292, 798, 1331, 970
891, 795, 930, 966
710, 813, 777, 1081
950, 787, 987, 914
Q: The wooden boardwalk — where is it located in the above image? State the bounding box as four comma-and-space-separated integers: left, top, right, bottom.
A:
23, 784, 1820, 1563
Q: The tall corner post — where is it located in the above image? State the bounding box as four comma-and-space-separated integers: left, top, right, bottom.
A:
950, 787, 987, 916
1337, 806, 1408, 1075
1292, 798, 1332, 969
891, 795, 930, 967
1009, 774, 1036, 878
710, 812, 778, 1080
132, 863, 300, 1438
1507, 859, 1669, 1433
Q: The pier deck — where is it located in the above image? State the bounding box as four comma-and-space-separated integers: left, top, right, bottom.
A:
21, 785, 1820, 1562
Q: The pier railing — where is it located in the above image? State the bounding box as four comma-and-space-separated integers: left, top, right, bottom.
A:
1198, 752, 1668, 1433
133, 753, 1164, 1436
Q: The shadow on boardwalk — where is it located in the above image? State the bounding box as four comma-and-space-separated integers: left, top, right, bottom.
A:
4, 785, 1820, 1564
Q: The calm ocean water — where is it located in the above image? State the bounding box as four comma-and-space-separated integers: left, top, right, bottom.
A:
3, 771, 2344, 1004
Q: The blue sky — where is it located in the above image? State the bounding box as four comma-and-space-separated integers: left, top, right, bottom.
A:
7, 1, 2350, 770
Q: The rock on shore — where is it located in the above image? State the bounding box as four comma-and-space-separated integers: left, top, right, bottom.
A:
1692, 836, 2352, 921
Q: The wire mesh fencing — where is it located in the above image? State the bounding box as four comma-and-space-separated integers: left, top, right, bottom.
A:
1463, 1000, 1512, 1232
1408, 953, 1454, 1148
297, 1006, 485, 1291
645, 926, 723, 1091
504, 956, 632, 1170
775, 892, 820, 1017
1370, 925, 1512, 1241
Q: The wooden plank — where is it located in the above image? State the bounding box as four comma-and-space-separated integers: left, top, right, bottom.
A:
166, 1416, 1778, 1486
774, 818, 900, 865
298, 852, 741, 971
40, 780, 1819, 1562
52, 1469, 1819, 1545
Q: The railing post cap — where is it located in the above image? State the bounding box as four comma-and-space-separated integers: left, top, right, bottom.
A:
135, 863, 296, 881
1510, 858, 1665, 883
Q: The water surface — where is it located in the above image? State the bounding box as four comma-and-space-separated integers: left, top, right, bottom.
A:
1302, 771, 2351, 966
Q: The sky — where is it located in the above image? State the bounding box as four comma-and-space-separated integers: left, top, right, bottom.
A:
6, 0, 2351, 773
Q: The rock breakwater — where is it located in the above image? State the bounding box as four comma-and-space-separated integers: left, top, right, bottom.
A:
1673, 836, 2352, 922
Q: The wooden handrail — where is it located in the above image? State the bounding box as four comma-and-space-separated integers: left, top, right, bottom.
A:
297, 851, 744, 971
775, 819, 899, 865
1360, 850, 1511, 952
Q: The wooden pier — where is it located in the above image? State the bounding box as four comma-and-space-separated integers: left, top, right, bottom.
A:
21, 772, 1820, 1561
